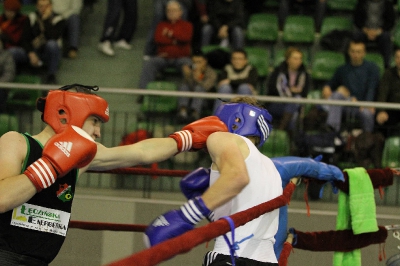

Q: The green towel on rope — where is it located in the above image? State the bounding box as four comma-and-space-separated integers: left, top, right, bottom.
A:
333, 167, 379, 266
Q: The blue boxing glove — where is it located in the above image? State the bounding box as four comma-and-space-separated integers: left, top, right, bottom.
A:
144, 196, 211, 247
180, 167, 210, 199
271, 156, 344, 187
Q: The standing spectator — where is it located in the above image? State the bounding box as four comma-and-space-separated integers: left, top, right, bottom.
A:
267, 46, 310, 131
375, 48, 400, 137
214, 49, 258, 111
278, 0, 326, 32
353, 0, 395, 68
98, 0, 138, 56
0, 39, 16, 113
143, 0, 195, 58
190, 0, 209, 51
0, 0, 30, 72
138, 0, 193, 91
52, 0, 83, 59
201, 0, 245, 49
177, 50, 217, 123
322, 39, 380, 133
19, 0, 65, 84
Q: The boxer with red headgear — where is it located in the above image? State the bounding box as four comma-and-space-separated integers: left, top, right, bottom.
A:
36, 84, 109, 133
0, 83, 226, 265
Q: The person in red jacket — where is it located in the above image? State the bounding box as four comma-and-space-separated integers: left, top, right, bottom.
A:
0, 0, 30, 66
138, 0, 193, 91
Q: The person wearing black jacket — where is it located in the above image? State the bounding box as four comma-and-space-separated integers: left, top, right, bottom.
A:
353, 0, 395, 68
267, 47, 310, 131
375, 48, 400, 137
20, 0, 65, 84
214, 49, 258, 111
200, 0, 245, 49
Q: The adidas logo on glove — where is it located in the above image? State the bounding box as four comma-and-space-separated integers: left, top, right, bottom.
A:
152, 215, 170, 227
54, 141, 72, 157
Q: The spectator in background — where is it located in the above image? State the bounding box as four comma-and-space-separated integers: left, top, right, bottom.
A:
322, 39, 380, 133
138, 0, 192, 92
190, 0, 209, 51
0, 38, 16, 113
201, 0, 245, 49
278, 0, 326, 32
177, 50, 217, 123
0, 0, 30, 72
19, 0, 65, 84
143, 0, 209, 58
98, 0, 138, 56
52, 0, 82, 59
375, 48, 400, 138
214, 49, 258, 111
267, 46, 310, 131
353, 0, 395, 68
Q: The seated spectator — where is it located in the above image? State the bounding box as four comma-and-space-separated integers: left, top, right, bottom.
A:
177, 50, 217, 123
143, 0, 201, 58
322, 39, 380, 134
375, 47, 400, 138
0, 39, 16, 113
353, 0, 395, 68
0, 0, 30, 71
278, 0, 326, 32
52, 0, 83, 59
138, 0, 192, 91
213, 49, 258, 111
19, 0, 65, 84
201, 0, 245, 49
267, 46, 310, 131
98, 0, 138, 56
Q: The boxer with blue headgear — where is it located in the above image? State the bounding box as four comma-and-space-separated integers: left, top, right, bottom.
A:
214, 99, 273, 148
145, 96, 344, 265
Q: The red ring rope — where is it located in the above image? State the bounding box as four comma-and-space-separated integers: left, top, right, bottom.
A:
103, 183, 296, 266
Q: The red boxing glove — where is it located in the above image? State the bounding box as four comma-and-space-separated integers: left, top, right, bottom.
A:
169, 116, 228, 152
24, 125, 97, 192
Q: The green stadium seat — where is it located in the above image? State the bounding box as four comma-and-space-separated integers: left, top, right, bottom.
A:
140, 81, 178, 114
260, 129, 291, 157
327, 0, 357, 11
20, 4, 36, 15
201, 45, 230, 54
282, 15, 315, 45
311, 51, 345, 82
0, 4, 37, 15
393, 21, 400, 48
263, 0, 279, 8
244, 46, 269, 78
0, 114, 18, 136
7, 74, 42, 111
382, 136, 400, 168
320, 16, 353, 38
304, 89, 322, 116
246, 13, 279, 44
365, 52, 384, 77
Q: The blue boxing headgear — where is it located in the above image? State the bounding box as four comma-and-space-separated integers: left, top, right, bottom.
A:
214, 102, 273, 148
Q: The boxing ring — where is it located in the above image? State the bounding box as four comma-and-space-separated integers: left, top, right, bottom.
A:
64, 167, 400, 266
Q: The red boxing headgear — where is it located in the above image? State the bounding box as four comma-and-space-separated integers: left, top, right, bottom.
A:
37, 88, 109, 133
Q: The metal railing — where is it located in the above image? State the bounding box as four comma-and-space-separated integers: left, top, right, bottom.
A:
1, 82, 399, 205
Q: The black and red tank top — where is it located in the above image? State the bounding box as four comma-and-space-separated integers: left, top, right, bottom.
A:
0, 133, 78, 263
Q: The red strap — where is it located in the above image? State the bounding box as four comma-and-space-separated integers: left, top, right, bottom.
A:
378, 186, 384, 199
303, 179, 311, 217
